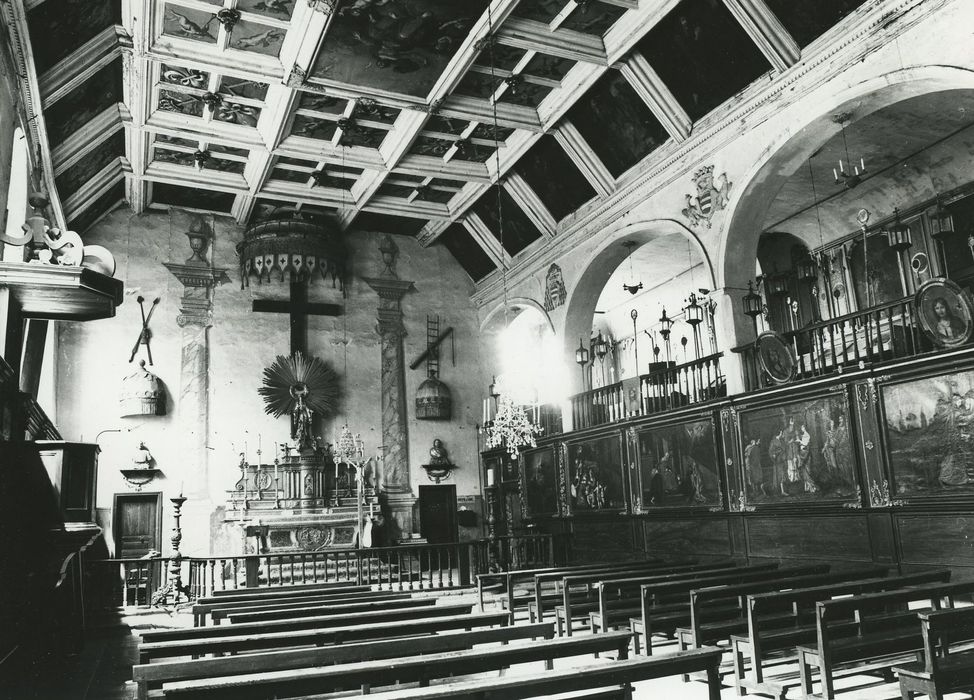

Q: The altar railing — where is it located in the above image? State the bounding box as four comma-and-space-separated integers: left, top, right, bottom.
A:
83, 533, 562, 609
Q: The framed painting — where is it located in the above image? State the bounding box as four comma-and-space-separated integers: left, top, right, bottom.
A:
915, 278, 974, 349
635, 417, 722, 509
738, 392, 859, 506
520, 446, 559, 518
756, 332, 796, 384
880, 368, 974, 499
566, 433, 627, 515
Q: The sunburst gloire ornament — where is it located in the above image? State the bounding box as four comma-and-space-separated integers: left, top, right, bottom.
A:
484, 395, 543, 459
259, 352, 338, 452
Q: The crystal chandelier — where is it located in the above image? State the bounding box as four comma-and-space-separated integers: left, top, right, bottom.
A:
485, 395, 543, 459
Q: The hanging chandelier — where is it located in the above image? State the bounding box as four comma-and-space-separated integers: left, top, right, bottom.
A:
485, 395, 543, 459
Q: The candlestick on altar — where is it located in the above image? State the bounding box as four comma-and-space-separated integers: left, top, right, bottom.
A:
273, 457, 281, 508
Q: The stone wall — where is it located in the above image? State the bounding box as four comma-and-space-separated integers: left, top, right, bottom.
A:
56, 206, 491, 556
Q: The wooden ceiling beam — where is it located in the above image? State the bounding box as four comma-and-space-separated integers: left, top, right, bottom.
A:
40, 27, 124, 108
435, 94, 543, 133
618, 52, 692, 142
552, 121, 614, 197
464, 213, 509, 269
416, 219, 453, 247
62, 160, 125, 223
723, 0, 800, 73
360, 197, 451, 221
504, 174, 557, 238
143, 160, 248, 193
394, 154, 492, 183
495, 17, 608, 65
52, 106, 124, 174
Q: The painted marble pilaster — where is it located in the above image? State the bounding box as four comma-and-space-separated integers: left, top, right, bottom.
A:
163, 222, 230, 501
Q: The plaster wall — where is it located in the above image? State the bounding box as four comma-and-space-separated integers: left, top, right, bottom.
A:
474, 0, 974, 399
55, 207, 491, 556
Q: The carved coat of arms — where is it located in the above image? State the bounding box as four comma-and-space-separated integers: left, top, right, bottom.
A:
682, 166, 732, 229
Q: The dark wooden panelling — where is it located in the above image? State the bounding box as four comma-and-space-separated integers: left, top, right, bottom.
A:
867, 511, 896, 563
572, 518, 638, 561
728, 515, 747, 557
897, 514, 974, 566
746, 515, 871, 562
642, 517, 732, 558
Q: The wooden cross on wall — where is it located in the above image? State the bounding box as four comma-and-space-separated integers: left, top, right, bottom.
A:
252, 281, 341, 355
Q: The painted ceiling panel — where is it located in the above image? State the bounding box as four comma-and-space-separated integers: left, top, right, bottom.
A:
473, 188, 543, 256
151, 182, 236, 213
310, 0, 490, 98
237, 0, 296, 21
55, 130, 125, 199
568, 69, 669, 178
350, 212, 426, 237
68, 180, 124, 234
764, 0, 869, 48
515, 134, 596, 221
638, 0, 771, 122
27, 0, 120, 74
560, 2, 626, 35
437, 223, 497, 282
512, 0, 564, 24
44, 58, 123, 147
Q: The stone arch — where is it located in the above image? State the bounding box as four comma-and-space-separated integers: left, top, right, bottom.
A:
561, 217, 716, 394
480, 296, 555, 335
718, 65, 974, 294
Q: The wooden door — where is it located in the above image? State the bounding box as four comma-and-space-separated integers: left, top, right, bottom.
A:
419, 485, 458, 544
113, 493, 162, 604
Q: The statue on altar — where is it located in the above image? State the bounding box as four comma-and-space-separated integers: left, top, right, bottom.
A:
289, 383, 315, 452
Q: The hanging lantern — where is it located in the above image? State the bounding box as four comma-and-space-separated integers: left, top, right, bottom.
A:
742, 280, 763, 319
886, 208, 913, 252
796, 256, 818, 281
767, 272, 790, 297
593, 332, 609, 360
575, 338, 590, 366
659, 308, 673, 341
684, 292, 703, 327
930, 196, 954, 241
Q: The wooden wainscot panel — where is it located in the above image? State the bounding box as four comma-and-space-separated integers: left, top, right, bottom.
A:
897, 513, 974, 567
571, 517, 638, 560
642, 517, 732, 558
745, 514, 872, 562
866, 511, 896, 563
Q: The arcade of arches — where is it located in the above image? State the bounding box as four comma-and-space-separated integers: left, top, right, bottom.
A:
5, 0, 974, 696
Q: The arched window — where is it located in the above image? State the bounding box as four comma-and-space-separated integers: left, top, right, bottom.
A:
3, 126, 29, 261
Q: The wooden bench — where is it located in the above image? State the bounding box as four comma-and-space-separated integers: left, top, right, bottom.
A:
552, 561, 738, 635
141, 602, 475, 644
624, 564, 830, 655
797, 580, 974, 699
223, 596, 438, 624
208, 581, 371, 599
894, 605, 974, 700
476, 559, 663, 621
133, 622, 555, 700
137, 610, 511, 662
731, 569, 951, 699
160, 631, 635, 699
529, 560, 673, 624
277, 648, 726, 700
678, 566, 890, 652
203, 590, 417, 625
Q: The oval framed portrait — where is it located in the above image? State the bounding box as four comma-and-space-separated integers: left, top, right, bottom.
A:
915, 277, 974, 348
756, 331, 796, 384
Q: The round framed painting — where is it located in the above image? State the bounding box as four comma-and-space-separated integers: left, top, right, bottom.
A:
915, 277, 974, 348
755, 331, 796, 384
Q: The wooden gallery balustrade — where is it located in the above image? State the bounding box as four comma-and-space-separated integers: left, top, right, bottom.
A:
570, 353, 725, 430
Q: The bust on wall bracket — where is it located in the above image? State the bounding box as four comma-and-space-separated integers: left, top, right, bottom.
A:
120, 441, 162, 491
421, 438, 456, 483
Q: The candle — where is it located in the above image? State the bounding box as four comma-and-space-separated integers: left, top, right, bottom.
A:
258, 433, 262, 464
179, 480, 184, 497
860, 157, 865, 171
839, 159, 844, 173
487, 468, 495, 487
832, 167, 838, 180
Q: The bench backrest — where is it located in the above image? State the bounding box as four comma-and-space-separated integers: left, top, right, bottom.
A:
918, 606, 974, 675
599, 562, 775, 597
132, 622, 555, 700
205, 590, 416, 623
224, 596, 436, 624
206, 581, 370, 599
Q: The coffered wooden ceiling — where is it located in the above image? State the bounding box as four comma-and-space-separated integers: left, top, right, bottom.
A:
13, 0, 868, 282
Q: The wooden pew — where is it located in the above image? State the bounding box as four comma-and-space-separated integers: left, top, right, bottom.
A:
137, 611, 511, 662
731, 569, 951, 698
677, 566, 890, 653
208, 581, 371, 599
160, 631, 635, 699
276, 648, 727, 700
529, 560, 677, 624
797, 580, 974, 699
476, 559, 663, 620
894, 606, 974, 700
223, 596, 438, 624
141, 602, 476, 644
202, 590, 416, 626
551, 561, 739, 634
133, 622, 555, 700
624, 565, 831, 655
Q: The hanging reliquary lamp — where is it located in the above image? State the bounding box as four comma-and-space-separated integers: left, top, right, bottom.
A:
236, 207, 346, 290
415, 315, 454, 420
119, 360, 167, 417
